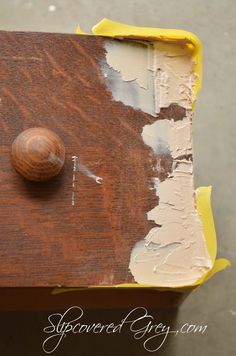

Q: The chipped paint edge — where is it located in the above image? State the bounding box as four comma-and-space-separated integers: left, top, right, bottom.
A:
72, 19, 230, 291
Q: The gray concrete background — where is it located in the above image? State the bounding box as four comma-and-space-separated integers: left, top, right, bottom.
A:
0, 1, 235, 355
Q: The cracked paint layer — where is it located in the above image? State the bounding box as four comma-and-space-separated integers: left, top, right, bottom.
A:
129, 151, 212, 286
101, 38, 212, 287
153, 42, 198, 110
102, 39, 156, 116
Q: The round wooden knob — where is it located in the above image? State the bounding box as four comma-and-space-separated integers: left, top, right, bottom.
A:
11, 127, 65, 182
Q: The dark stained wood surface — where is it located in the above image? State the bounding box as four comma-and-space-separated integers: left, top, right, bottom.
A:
0, 31, 186, 288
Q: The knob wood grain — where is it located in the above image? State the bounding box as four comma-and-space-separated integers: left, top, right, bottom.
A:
11, 127, 65, 182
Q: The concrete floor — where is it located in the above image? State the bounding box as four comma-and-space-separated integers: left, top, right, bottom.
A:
0, 1, 235, 355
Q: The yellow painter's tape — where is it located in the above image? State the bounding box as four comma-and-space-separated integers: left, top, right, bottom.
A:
193, 187, 230, 286
77, 18, 202, 106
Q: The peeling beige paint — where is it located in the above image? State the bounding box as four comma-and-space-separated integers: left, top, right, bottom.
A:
103, 40, 198, 114
128, 42, 212, 286
101, 38, 212, 287
129, 153, 212, 286
142, 117, 192, 159
102, 39, 157, 116
105, 40, 152, 89
153, 42, 198, 110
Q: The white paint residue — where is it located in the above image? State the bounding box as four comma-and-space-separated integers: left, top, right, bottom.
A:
102, 40, 157, 116
129, 147, 212, 286
153, 42, 198, 109
71, 155, 78, 206
102, 40, 197, 115
100, 37, 212, 286
105, 40, 150, 89
77, 163, 103, 184
128, 43, 212, 287
142, 117, 192, 159
71, 156, 102, 206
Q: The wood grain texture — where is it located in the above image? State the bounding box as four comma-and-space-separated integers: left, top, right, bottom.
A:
0, 31, 186, 288
11, 127, 65, 181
